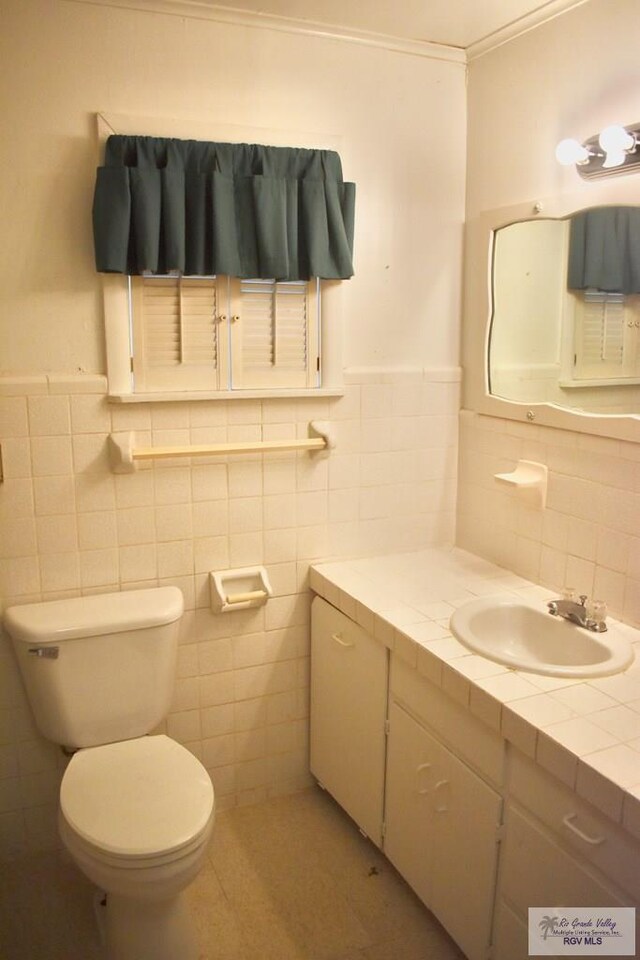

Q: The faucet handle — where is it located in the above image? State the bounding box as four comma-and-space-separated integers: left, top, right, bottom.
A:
578, 594, 588, 606
586, 598, 607, 623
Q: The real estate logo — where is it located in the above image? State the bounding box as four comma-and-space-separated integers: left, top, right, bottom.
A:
528, 908, 636, 956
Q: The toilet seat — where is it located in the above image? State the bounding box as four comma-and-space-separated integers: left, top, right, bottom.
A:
60, 735, 214, 863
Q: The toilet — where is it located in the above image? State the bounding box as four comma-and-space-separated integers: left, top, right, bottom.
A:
4, 586, 214, 960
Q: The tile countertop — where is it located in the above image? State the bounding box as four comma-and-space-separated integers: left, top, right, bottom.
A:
309, 547, 640, 842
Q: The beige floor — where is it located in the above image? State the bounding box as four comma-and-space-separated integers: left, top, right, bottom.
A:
0, 786, 465, 960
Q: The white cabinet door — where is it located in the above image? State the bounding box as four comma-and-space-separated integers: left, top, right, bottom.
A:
310, 597, 388, 846
384, 698, 436, 907
429, 725, 503, 959
384, 700, 502, 960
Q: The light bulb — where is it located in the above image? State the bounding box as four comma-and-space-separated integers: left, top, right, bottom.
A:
602, 149, 626, 169
555, 138, 590, 166
598, 124, 635, 154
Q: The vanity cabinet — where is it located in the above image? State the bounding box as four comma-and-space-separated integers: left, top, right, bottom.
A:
309, 590, 640, 960
492, 751, 640, 960
385, 657, 503, 960
310, 598, 504, 960
309, 597, 388, 846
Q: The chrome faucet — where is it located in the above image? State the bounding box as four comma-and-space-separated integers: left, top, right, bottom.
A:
547, 595, 607, 632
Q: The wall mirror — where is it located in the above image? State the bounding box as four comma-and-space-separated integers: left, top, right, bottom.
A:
463, 184, 640, 443
489, 208, 640, 417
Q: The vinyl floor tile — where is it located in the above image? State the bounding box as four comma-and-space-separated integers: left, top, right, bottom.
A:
0, 786, 463, 960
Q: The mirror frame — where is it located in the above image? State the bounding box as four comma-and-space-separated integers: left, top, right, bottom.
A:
463, 180, 640, 444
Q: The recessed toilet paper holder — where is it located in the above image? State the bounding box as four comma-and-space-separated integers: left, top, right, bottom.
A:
210, 566, 273, 613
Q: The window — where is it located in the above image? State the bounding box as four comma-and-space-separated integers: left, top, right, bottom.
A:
128, 274, 320, 394
573, 289, 640, 382
95, 116, 349, 400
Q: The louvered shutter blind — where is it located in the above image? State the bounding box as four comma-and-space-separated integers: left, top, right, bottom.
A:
231, 278, 318, 388
131, 277, 222, 391
575, 290, 626, 379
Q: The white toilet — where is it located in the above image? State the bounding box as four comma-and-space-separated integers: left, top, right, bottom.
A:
4, 586, 214, 960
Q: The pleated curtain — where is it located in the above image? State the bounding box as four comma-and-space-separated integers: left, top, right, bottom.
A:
568, 206, 640, 294
93, 135, 356, 281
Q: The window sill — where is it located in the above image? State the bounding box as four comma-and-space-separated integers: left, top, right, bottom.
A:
108, 387, 345, 403
560, 378, 640, 388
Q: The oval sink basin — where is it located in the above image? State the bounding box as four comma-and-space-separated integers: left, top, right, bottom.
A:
450, 595, 634, 678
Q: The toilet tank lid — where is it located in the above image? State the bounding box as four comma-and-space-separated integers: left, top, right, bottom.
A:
4, 587, 184, 644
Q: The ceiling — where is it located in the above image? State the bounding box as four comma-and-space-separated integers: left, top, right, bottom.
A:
186, 0, 589, 51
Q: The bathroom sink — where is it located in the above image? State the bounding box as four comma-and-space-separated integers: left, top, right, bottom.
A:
449, 595, 634, 678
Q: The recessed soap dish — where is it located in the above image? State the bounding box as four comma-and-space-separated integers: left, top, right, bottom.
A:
210, 566, 273, 613
494, 459, 548, 510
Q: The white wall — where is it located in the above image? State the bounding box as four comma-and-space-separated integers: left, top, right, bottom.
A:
465, 0, 640, 220
0, 0, 465, 858
0, 0, 466, 375
459, 0, 640, 626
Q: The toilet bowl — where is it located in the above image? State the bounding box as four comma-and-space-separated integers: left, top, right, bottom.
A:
59, 735, 214, 960
3, 587, 214, 960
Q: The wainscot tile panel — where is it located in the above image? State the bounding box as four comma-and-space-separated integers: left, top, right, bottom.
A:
0, 369, 459, 859
457, 410, 640, 629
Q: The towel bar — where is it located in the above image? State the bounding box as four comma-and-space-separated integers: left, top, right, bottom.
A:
108, 421, 334, 473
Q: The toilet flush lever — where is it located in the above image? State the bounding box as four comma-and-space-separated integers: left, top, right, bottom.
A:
28, 646, 59, 659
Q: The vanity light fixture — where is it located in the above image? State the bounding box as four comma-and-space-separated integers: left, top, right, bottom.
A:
555, 122, 640, 179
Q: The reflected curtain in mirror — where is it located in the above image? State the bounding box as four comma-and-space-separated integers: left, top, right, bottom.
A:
568, 206, 640, 295
93, 135, 356, 281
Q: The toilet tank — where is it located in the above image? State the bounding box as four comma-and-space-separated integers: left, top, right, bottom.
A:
4, 587, 184, 749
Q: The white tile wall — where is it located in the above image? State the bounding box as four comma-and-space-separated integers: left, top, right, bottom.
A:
457, 410, 640, 628
0, 370, 459, 859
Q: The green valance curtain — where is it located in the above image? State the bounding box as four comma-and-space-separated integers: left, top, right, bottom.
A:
568, 206, 640, 294
93, 135, 356, 281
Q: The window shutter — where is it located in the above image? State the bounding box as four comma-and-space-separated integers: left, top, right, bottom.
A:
582, 291, 624, 368
230, 278, 319, 389
574, 290, 630, 380
572, 290, 640, 382
131, 276, 226, 391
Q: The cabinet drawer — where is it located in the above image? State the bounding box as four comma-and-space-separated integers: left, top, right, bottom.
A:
510, 751, 640, 902
492, 892, 633, 960
390, 655, 504, 787
500, 804, 628, 914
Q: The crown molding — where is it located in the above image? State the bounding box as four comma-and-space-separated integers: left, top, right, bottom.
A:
68, 0, 466, 64
467, 0, 590, 61
70, 0, 589, 68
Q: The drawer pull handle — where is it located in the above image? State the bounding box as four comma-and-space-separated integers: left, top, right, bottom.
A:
562, 813, 605, 846
416, 762, 432, 795
433, 778, 450, 813
331, 632, 355, 648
